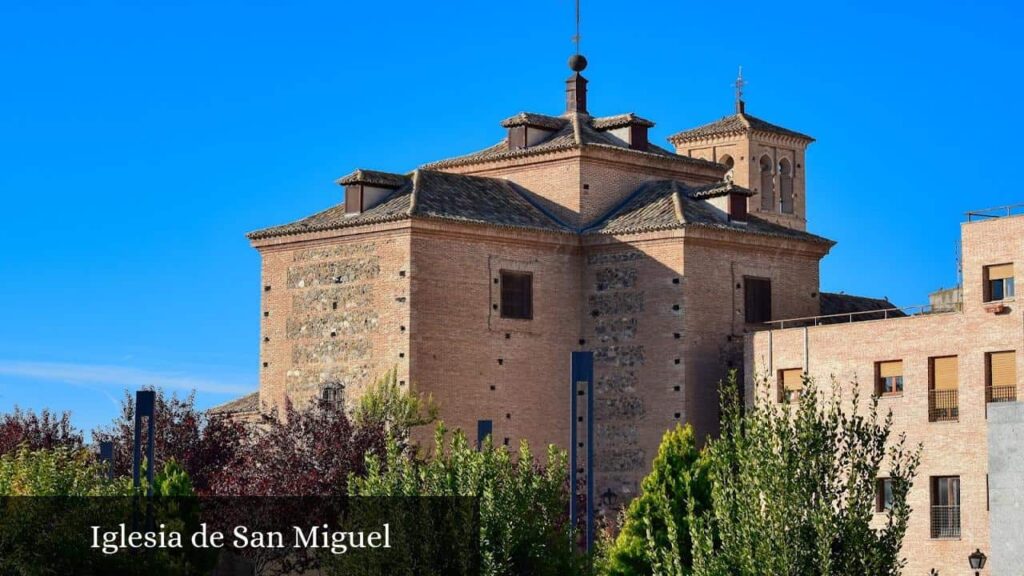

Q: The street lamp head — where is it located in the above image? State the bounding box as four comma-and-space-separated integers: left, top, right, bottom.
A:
968, 548, 987, 570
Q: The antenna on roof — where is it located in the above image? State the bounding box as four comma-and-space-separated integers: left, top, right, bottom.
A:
734, 66, 746, 114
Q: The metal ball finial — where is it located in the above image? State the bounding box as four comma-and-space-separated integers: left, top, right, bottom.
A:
569, 54, 588, 72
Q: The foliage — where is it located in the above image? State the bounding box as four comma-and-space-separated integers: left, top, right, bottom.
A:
688, 372, 921, 576
207, 398, 386, 496
91, 388, 247, 494
0, 407, 83, 456
351, 425, 584, 576
353, 367, 438, 443
599, 424, 711, 576
153, 458, 195, 497
0, 446, 132, 496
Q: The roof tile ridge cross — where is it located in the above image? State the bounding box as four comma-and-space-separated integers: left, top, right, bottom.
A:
570, 113, 584, 146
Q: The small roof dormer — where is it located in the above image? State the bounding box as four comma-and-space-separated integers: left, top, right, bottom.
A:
592, 113, 654, 151
500, 113, 568, 150
336, 169, 408, 215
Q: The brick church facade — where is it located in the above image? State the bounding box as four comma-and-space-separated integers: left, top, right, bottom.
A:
217, 57, 895, 505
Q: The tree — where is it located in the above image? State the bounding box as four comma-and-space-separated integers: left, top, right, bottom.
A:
689, 372, 921, 576
207, 398, 386, 496
351, 425, 584, 576
0, 407, 83, 456
91, 388, 246, 494
0, 446, 131, 496
599, 424, 711, 576
353, 367, 437, 444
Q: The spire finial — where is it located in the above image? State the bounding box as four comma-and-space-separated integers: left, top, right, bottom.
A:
573, 0, 581, 55
734, 65, 746, 114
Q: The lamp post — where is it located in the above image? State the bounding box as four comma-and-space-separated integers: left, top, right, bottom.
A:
968, 548, 987, 575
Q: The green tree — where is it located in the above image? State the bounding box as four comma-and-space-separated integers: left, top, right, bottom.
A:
0, 446, 132, 496
353, 367, 437, 443
599, 424, 711, 576
689, 372, 921, 576
350, 425, 584, 576
153, 458, 195, 496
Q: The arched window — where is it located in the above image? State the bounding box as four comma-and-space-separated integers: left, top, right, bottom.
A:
720, 154, 735, 181
779, 158, 794, 214
759, 155, 774, 211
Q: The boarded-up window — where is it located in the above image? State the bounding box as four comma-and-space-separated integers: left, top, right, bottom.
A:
985, 263, 1015, 302
744, 277, 772, 324
876, 360, 904, 396
500, 271, 533, 320
931, 356, 958, 390
345, 185, 362, 214
729, 193, 747, 222
988, 350, 1017, 403
508, 126, 527, 150
779, 368, 803, 402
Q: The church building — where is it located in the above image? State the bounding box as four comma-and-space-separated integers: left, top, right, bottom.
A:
217, 55, 893, 506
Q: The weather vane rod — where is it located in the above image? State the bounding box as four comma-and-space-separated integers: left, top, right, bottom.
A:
573, 0, 581, 54
735, 65, 745, 103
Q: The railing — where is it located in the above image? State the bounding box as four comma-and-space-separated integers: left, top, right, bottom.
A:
986, 385, 1018, 403
930, 505, 961, 539
766, 303, 959, 330
966, 203, 1024, 222
928, 390, 959, 422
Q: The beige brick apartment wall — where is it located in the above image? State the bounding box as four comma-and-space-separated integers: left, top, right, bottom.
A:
253, 224, 412, 413
745, 213, 1024, 575
407, 221, 581, 453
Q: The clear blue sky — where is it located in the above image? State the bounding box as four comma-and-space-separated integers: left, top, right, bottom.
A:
1, 0, 1021, 435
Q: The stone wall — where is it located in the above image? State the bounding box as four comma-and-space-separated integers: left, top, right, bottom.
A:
987, 402, 1024, 576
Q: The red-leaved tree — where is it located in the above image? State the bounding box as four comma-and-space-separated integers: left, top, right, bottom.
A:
0, 407, 83, 456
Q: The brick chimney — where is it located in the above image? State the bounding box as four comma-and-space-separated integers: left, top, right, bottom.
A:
566, 54, 588, 115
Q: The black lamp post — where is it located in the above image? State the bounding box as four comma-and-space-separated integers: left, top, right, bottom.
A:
968, 548, 987, 575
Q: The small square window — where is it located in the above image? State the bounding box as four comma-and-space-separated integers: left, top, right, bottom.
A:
500, 270, 533, 320
876, 360, 904, 396
985, 263, 1015, 302
778, 368, 803, 403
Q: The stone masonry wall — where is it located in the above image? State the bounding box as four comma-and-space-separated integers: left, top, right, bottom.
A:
256, 227, 412, 412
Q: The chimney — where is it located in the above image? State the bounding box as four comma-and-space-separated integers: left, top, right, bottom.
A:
566, 54, 589, 115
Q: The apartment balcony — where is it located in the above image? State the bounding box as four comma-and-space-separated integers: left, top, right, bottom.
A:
929, 390, 959, 422
987, 385, 1018, 403
930, 505, 961, 539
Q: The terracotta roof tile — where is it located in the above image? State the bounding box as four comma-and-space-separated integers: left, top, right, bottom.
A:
591, 113, 655, 130
209, 391, 260, 415
336, 169, 409, 188
668, 112, 813, 143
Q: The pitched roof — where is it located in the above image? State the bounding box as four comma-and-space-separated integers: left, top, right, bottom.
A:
336, 169, 408, 188
247, 170, 570, 240
209, 391, 260, 416
819, 292, 905, 322
421, 113, 722, 171
500, 113, 568, 130
591, 113, 655, 129
668, 111, 814, 144
584, 179, 833, 244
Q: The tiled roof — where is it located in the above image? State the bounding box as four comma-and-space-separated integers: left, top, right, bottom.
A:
584, 179, 833, 244
247, 170, 570, 240
500, 112, 568, 130
209, 392, 260, 415
668, 112, 814, 144
687, 181, 755, 199
819, 292, 905, 322
421, 113, 722, 171
591, 113, 655, 130
336, 169, 409, 188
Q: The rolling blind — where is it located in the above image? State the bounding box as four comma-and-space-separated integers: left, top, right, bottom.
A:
782, 369, 803, 391
990, 351, 1016, 388
879, 360, 903, 378
988, 263, 1014, 280
932, 356, 958, 391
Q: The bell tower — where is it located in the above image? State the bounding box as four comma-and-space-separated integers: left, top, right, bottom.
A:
667, 68, 814, 231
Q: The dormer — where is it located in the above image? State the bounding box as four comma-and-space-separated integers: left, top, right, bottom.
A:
336, 169, 408, 215
500, 113, 567, 150
691, 181, 754, 224
592, 113, 654, 151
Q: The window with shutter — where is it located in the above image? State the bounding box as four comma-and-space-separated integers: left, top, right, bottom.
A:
985, 263, 1015, 302
778, 368, 803, 403
929, 356, 959, 422
987, 350, 1017, 403
744, 277, 772, 324
876, 478, 894, 512
345, 185, 362, 214
876, 360, 904, 396
500, 271, 533, 320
